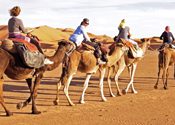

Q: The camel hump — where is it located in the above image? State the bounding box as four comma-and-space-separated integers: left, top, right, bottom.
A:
75, 43, 94, 53
1, 39, 17, 53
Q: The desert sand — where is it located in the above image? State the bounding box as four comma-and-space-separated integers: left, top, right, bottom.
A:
0, 25, 175, 125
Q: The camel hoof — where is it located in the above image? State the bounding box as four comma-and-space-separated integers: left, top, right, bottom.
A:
53, 100, 59, 105
154, 86, 158, 89
79, 100, 85, 104
117, 92, 122, 96
69, 103, 75, 106
102, 98, 107, 102
122, 89, 127, 95
132, 91, 138, 94
110, 93, 116, 97
6, 111, 13, 116
32, 110, 41, 115
16, 102, 24, 109
164, 86, 168, 90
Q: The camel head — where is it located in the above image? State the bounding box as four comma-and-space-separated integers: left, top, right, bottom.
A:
139, 38, 151, 49
140, 38, 151, 45
58, 39, 71, 46
57, 39, 74, 52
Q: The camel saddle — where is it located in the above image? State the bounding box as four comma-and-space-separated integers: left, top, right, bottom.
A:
1, 38, 44, 68
9, 38, 38, 52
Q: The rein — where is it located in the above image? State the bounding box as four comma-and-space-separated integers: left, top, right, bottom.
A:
148, 46, 157, 51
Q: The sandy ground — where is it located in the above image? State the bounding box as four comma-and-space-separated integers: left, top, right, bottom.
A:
0, 46, 175, 125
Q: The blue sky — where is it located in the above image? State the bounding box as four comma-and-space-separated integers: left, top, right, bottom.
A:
1, 0, 175, 38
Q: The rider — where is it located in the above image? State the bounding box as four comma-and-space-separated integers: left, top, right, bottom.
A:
117, 19, 138, 48
160, 26, 175, 48
69, 18, 107, 64
7, 6, 53, 65
115, 19, 144, 58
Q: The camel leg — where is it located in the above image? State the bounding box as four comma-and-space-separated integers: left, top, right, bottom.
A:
162, 68, 167, 90
16, 78, 33, 109
31, 73, 43, 114
63, 74, 75, 106
124, 63, 138, 94
79, 73, 92, 104
164, 68, 169, 89
114, 59, 126, 96
53, 80, 62, 105
107, 67, 115, 97
128, 65, 132, 77
154, 66, 162, 89
174, 64, 175, 80
0, 77, 13, 116
99, 68, 107, 102
162, 55, 170, 90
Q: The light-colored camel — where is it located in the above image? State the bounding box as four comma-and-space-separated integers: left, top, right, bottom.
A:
154, 46, 175, 89
54, 40, 128, 106
106, 38, 151, 96
0, 40, 72, 116
154, 49, 175, 89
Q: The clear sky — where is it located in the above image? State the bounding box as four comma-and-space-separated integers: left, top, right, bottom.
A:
1, 0, 175, 38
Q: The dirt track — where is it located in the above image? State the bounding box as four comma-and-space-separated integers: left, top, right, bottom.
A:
0, 47, 175, 125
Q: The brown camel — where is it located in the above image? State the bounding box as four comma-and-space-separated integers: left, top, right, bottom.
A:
154, 46, 175, 89
54, 40, 128, 106
106, 38, 151, 96
174, 64, 175, 78
0, 40, 72, 116
154, 49, 175, 89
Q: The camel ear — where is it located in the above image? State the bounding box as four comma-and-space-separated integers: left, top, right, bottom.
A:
141, 38, 145, 43
58, 39, 68, 45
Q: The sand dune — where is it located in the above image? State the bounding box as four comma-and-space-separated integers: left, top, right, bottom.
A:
1, 24, 175, 125
0, 25, 8, 40
0, 25, 114, 44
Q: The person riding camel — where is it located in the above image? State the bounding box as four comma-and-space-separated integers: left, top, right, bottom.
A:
7, 6, 53, 65
69, 18, 107, 64
115, 19, 143, 57
160, 26, 175, 49
117, 19, 138, 48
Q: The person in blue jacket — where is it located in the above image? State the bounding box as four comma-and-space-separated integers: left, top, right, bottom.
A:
69, 18, 107, 64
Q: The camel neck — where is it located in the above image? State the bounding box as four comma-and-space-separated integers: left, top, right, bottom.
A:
107, 46, 125, 66
141, 42, 149, 55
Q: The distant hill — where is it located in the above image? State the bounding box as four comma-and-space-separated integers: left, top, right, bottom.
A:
0, 25, 113, 43
0, 25, 8, 40
0, 25, 161, 44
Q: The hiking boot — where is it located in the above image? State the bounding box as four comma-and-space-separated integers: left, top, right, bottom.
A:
44, 58, 54, 65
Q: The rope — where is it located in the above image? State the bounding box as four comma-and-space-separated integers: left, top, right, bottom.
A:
148, 46, 158, 51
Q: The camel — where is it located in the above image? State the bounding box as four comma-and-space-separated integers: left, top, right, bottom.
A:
54, 39, 128, 106
174, 64, 175, 78
154, 46, 175, 89
0, 40, 72, 116
106, 38, 151, 96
